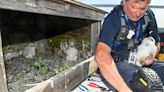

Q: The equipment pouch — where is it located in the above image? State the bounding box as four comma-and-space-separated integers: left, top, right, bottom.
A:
130, 67, 164, 92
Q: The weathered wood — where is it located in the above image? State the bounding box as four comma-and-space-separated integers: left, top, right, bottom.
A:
91, 22, 101, 54
0, 31, 8, 92
0, 0, 106, 21
0, 1, 105, 92
25, 56, 98, 92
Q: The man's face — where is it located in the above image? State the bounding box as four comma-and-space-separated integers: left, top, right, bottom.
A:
123, 0, 148, 22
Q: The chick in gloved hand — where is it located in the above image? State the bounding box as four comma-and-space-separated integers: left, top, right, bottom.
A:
135, 37, 157, 67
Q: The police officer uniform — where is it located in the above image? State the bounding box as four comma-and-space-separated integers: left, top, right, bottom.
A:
98, 5, 164, 91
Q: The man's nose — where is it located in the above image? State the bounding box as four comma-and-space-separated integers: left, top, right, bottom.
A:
136, 9, 142, 17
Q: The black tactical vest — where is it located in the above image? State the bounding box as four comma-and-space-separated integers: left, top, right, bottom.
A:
112, 5, 155, 59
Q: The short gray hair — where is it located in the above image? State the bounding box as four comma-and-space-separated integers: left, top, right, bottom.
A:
125, 0, 151, 4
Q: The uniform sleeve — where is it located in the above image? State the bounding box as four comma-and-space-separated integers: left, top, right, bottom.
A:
98, 11, 121, 48
149, 10, 160, 43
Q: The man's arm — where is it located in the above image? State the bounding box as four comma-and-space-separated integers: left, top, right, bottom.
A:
95, 42, 132, 92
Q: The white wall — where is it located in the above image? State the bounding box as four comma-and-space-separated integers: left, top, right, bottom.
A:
78, 0, 164, 32
152, 8, 164, 28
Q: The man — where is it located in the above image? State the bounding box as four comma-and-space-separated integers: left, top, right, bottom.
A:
95, 0, 164, 92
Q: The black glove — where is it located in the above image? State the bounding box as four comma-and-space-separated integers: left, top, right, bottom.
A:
129, 67, 164, 92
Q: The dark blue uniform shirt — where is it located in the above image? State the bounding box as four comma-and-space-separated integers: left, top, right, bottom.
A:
98, 5, 160, 59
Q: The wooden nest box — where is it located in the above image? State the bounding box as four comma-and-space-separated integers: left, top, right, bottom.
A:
0, 0, 106, 92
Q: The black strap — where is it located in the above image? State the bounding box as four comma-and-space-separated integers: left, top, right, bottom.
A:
113, 55, 128, 62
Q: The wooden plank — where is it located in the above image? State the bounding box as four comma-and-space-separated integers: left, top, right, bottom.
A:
25, 56, 98, 92
91, 22, 101, 54
0, 31, 8, 92
0, 0, 106, 21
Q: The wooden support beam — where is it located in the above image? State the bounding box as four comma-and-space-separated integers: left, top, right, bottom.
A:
0, 31, 8, 92
25, 56, 98, 92
0, 0, 106, 21
91, 22, 101, 54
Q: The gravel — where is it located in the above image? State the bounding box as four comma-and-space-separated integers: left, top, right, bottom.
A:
4, 53, 85, 92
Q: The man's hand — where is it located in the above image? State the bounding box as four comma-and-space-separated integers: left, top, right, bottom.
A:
140, 53, 154, 66
95, 42, 132, 92
136, 37, 157, 66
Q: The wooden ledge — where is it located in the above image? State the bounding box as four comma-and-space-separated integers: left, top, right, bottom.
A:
25, 56, 98, 92
0, 0, 106, 21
